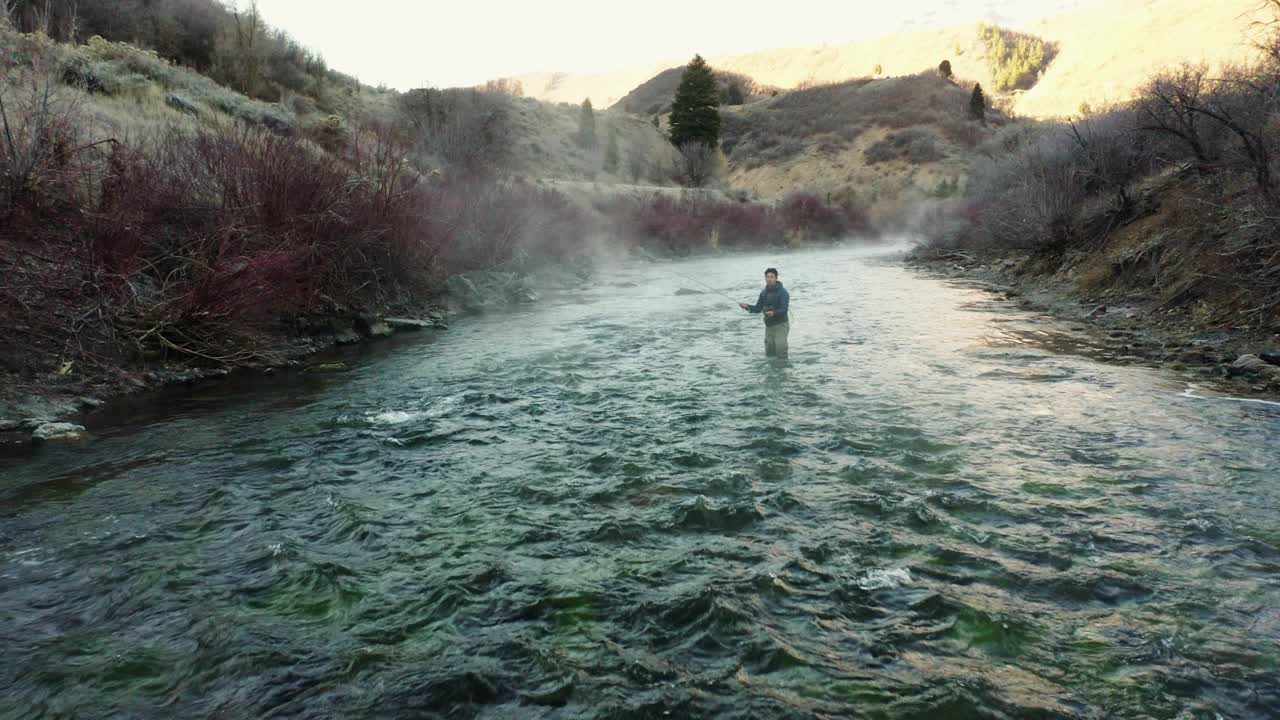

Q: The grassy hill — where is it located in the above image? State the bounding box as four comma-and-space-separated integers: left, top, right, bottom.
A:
510, 0, 1267, 120
611, 67, 774, 116
720, 73, 995, 216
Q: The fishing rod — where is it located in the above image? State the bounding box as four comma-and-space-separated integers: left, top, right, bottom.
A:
636, 247, 795, 322
637, 247, 744, 306
678, 268, 799, 326
670, 269, 745, 306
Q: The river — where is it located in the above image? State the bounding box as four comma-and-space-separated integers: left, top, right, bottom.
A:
2, 245, 1278, 719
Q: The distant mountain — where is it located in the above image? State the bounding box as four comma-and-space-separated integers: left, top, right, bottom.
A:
507, 0, 1266, 120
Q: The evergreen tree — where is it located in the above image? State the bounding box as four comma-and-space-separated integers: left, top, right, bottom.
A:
652, 114, 660, 129
668, 55, 721, 147
604, 127, 620, 174
725, 83, 745, 106
939, 59, 953, 79
577, 98, 597, 148
969, 83, 986, 121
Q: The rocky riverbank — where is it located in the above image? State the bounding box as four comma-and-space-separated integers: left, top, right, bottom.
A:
907, 252, 1280, 399
0, 268, 579, 446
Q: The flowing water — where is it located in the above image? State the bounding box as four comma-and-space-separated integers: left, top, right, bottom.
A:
2, 246, 1279, 719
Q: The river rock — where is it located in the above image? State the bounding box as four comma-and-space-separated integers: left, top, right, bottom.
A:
674, 288, 702, 296
330, 318, 361, 345
1262, 351, 1280, 367
1174, 350, 1210, 365
1228, 354, 1274, 377
31, 422, 88, 443
0, 397, 80, 431
385, 317, 447, 331
307, 362, 348, 373
164, 93, 200, 116
355, 316, 392, 338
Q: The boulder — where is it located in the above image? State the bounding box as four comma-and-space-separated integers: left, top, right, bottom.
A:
329, 318, 361, 345
1228, 354, 1270, 376
31, 422, 88, 443
164, 93, 200, 116
355, 316, 392, 338
307, 362, 348, 373
1261, 351, 1280, 367
674, 288, 702, 296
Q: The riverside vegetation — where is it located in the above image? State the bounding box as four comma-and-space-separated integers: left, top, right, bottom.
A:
913, 2, 1280, 394
0, 8, 866, 429
5, 0, 1280, 426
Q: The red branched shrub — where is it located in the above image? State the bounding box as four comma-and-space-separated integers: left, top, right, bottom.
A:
716, 202, 781, 246
778, 192, 859, 239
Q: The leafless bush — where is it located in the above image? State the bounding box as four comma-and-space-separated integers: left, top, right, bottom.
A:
398, 87, 514, 172
676, 141, 719, 187
1194, 62, 1280, 195
1133, 64, 1223, 170
0, 69, 96, 213
1066, 109, 1159, 212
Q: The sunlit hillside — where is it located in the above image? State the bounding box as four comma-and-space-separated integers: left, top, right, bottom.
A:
719, 73, 998, 211
510, 0, 1268, 119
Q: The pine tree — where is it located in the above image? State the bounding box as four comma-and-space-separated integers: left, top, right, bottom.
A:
603, 127, 620, 174
577, 98, 597, 148
668, 55, 721, 147
969, 83, 986, 121
725, 83, 745, 106
939, 59, 953, 79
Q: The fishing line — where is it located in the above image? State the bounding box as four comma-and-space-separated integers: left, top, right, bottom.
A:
667, 267, 743, 306
638, 247, 798, 323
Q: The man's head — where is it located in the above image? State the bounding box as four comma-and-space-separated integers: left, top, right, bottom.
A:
764, 268, 778, 288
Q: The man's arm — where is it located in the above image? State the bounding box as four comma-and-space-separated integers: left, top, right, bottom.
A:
743, 290, 765, 313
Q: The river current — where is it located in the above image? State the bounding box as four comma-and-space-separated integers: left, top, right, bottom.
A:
2, 245, 1278, 718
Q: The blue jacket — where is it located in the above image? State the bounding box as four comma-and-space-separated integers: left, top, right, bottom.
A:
749, 282, 789, 326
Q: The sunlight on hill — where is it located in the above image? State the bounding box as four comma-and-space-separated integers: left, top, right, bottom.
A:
513, 0, 1267, 120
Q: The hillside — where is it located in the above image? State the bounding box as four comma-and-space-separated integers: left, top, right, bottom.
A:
611, 67, 774, 116
510, 0, 1267, 120
503, 99, 679, 183
715, 73, 998, 219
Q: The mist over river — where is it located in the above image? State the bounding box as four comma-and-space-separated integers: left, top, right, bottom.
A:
3, 245, 1278, 719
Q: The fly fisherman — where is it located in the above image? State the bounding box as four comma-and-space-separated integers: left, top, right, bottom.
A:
739, 268, 790, 358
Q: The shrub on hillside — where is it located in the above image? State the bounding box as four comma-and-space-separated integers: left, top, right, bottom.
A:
864, 127, 945, 164
721, 74, 970, 167
8, 0, 352, 111
398, 88, 515, 172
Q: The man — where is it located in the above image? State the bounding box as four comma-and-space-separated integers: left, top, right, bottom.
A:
740, 267, 790, 358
